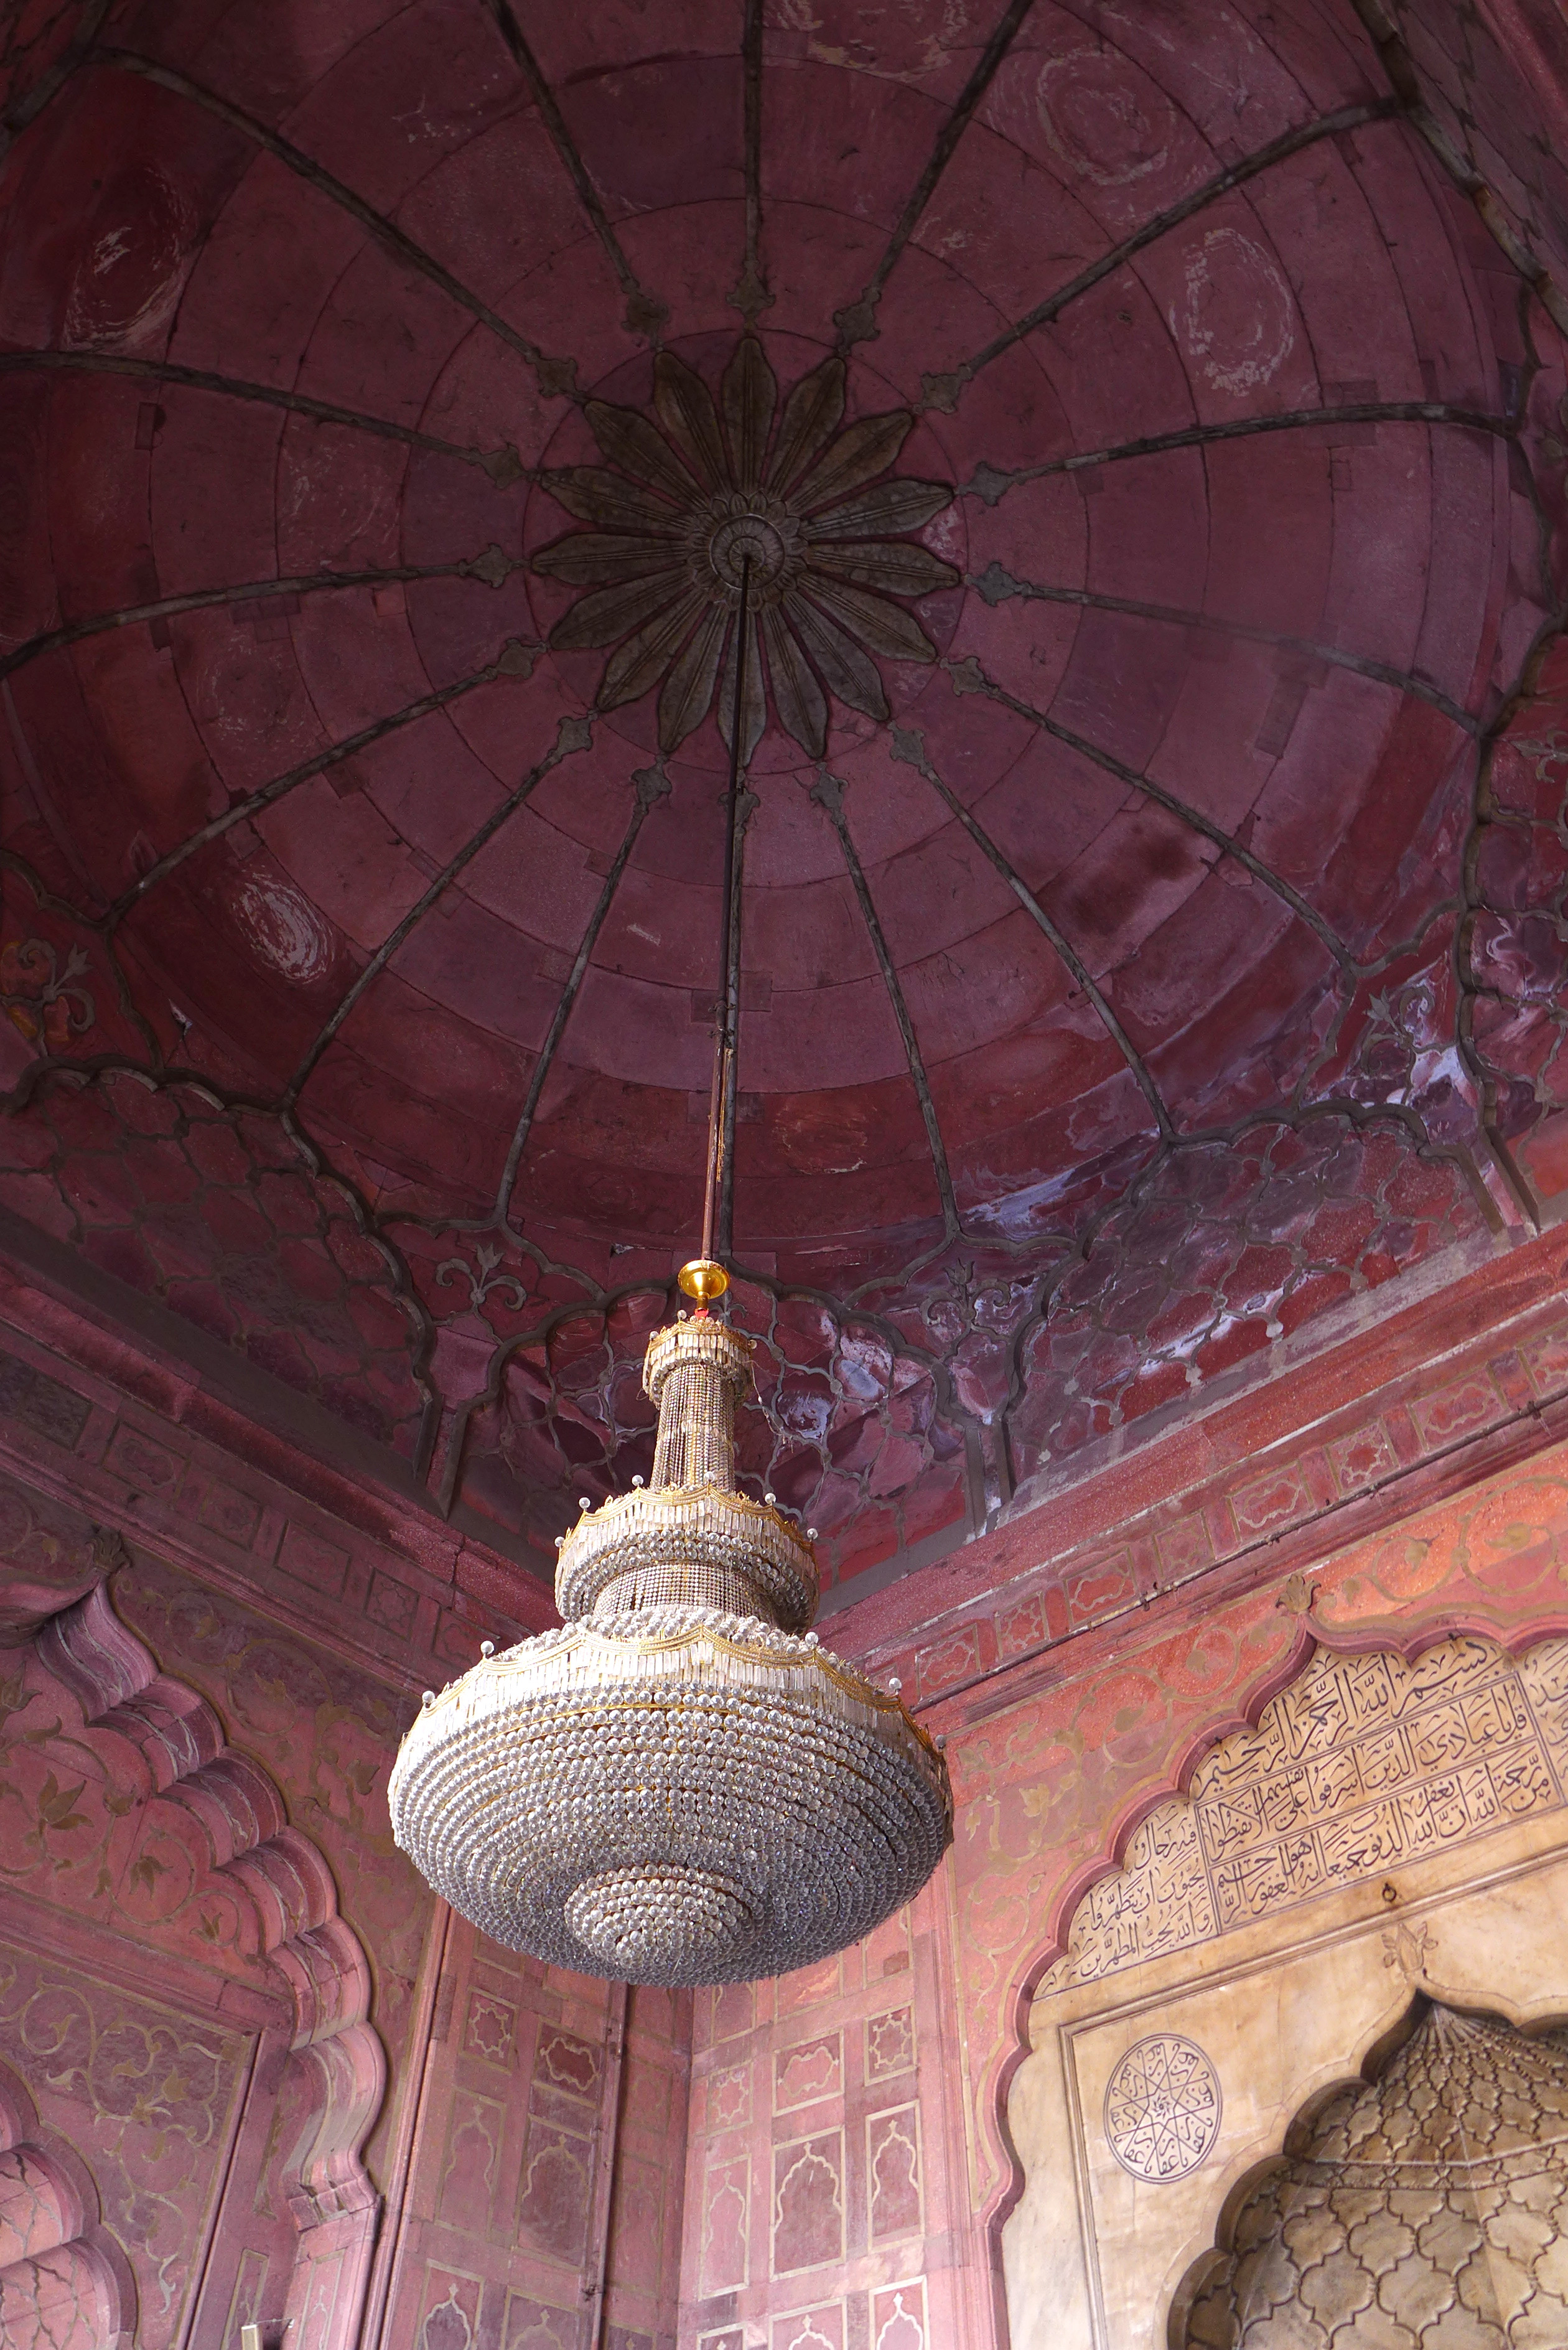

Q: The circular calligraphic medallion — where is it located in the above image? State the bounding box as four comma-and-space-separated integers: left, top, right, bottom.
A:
1103, 2034, 1222, 2181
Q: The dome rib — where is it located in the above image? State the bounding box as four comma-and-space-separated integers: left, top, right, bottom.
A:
964, 401, 1510, 512
0, 552, 526, 695
810, 771, 961, 1243
110, 663, 525, 932
930, 95, 1402, 409
475, 0, 668, 343
0, 346, 511, 472
832, 0, 1040, 352
970, 563, 1482, 737
496, 765, 671, 1225
946, 657, 1359, 973
888, 728, 1178, 1145
99, 46, 572, 396
286, 719, 597, 1110
734, 0, 767, 321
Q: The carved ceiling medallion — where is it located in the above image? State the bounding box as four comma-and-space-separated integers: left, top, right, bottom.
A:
533, 337, 958, 759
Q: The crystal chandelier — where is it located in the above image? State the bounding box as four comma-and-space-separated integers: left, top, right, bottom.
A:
390, 524, 952, 1987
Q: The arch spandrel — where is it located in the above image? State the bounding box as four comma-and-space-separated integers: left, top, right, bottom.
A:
1038, 1632, 1568, 1998
954, 1446, 1568, 2242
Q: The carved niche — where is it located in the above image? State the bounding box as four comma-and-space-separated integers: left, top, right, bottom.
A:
1175, 2001, 1568, 2348
1042, 1635, 1568, 1992
0, 2053, 134, 2350
0, 1571, 386, 2350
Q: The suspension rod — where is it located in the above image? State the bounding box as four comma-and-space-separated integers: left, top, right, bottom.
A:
698, 555, 752, 1271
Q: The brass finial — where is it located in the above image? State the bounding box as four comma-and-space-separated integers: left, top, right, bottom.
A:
679, 1257, 730, 1303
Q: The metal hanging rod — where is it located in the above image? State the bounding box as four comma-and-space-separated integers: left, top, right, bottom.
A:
684, 553, 752, 1308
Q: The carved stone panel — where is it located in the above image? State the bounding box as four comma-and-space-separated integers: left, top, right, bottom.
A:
771, 2304, 842, 2350
500, 2293, 577, 2350
699, 1983, 753, 2047
438, 2091, 504, 2231
700, 2153, 749, 2295
775, 2036, 842, 2114
1044, 1636, 1568, 1990
0, 1940, 249, 2350
416, 2270, 482, 2350
516, 2123, 592, 2268
772, 2132, 844, 2275
704, 2062, 752, 2135
866, 2007, 915, 2084
867, 2105, 923, 2239
517, 2018, 601, 2267
870, 2277, 928, 2349
462, 1991, 516, 2069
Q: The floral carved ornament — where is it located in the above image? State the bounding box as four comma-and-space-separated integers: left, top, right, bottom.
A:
532, 337, 959, 758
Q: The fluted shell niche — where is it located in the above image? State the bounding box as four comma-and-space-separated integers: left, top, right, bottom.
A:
1179, 2002, 1568, 2347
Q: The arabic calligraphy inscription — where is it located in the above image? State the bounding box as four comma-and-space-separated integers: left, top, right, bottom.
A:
1103, 2035, 1222, 2183
1045, 1636, 1568, 1990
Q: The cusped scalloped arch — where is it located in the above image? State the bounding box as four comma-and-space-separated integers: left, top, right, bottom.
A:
6, 1568, 387, 2350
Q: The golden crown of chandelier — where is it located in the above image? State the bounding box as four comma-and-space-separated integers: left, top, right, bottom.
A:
389, 338, 954, 1987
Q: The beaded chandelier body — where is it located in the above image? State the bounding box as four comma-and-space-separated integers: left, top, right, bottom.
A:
388, 1311, 952, 1985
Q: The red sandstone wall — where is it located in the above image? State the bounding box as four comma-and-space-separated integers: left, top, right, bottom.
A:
673, 1234, 1568, 2348
678, 1893, 982, 2350
0, 1451, 686, 2350
5, 1236, 1568, 2350
375, 1922, 687, 2350
671, 1411, 1568, 2350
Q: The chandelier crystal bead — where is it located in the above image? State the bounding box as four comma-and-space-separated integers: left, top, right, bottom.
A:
388, 1313, 952, 1985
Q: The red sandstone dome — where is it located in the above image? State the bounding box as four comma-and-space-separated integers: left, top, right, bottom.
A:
0, 0, 1564, 1596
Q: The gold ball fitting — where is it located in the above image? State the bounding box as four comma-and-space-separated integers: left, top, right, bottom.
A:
678, 1257, 730, 1304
